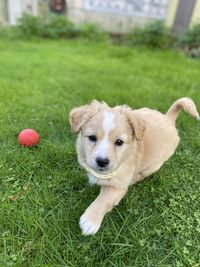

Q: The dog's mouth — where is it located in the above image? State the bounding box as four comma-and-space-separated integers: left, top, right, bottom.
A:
86, 161, 115, 174
96, 167, 110, 173
83, 162, 122, 180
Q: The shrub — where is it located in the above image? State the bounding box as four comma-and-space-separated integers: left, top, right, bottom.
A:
127, 21, 175, 49
179, 23, 200, 49
17, 13, 44, 37
78, 23, 108, 41
42, 15, 77, 38
16, 14, 106, 41
17, 13, 76, 38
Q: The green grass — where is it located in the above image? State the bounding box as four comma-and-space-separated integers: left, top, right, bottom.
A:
0, 38, 200, 267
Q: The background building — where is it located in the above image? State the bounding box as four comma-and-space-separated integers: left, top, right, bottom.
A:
0, 0, 200, 33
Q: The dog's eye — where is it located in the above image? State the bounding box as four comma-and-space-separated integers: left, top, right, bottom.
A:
88, 135, 97, 142
115, 139, 124, 146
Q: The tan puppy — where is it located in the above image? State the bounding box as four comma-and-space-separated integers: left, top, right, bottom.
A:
69, 97, 199, 235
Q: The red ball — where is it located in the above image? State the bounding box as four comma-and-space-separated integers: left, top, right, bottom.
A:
18, 129, 40, 147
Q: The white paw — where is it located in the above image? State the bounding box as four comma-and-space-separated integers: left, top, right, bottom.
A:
79, 213, 101, 235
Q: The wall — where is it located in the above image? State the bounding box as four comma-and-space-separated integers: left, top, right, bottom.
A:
67, 0, 169, 33
165, 0, 179, 27
5, 0, 199, 33
7, 0, 38, 25
190, 0, 200, 26
0, 0, 8, 25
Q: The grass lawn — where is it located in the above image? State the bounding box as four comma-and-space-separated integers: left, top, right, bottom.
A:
0, 38, 200, 267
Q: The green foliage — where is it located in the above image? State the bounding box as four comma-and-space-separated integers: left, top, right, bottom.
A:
128, 21, 175, 49
4, 13, 200, 54
17, 13, 44, 37
179, 23, 200, 49
78, 23, 108, 41
16, 13, 106, 41
17, 13, 76, 39
42, 15, 77, 38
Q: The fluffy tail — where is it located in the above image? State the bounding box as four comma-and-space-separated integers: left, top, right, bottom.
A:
166, 97, 200, 123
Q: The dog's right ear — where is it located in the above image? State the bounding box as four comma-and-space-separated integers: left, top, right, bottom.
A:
69, 105, 92, 133
69, 100, 107, 133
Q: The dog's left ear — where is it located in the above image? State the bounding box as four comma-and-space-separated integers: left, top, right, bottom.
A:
125, 109, 146, 141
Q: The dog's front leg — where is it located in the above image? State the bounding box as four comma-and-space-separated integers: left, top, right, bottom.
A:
79, 186, 127, 235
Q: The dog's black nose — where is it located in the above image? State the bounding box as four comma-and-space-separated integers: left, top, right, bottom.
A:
96, 157, 110, 168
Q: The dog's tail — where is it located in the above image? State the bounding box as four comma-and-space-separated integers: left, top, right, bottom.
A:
166, 97, 199, 123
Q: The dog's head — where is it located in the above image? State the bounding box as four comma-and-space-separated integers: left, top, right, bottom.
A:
69, 100, 145, 174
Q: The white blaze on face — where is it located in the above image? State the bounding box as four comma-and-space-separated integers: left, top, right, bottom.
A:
95, 112, 115, 159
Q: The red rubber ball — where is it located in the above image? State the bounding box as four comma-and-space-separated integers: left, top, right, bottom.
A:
18, 129, 40, 147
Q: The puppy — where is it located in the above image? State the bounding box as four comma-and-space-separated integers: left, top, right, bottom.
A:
69, 97, 199, 235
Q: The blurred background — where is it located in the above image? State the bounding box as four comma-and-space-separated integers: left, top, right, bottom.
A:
0, 0, 200, 34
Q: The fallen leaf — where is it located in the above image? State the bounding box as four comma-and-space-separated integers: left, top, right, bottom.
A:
8, 192, 20, 201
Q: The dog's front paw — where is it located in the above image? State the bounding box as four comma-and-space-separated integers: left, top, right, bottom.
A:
79, 210, 102, 235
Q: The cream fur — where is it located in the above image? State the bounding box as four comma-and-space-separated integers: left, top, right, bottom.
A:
69, 97, 199, 235
93, 111, 115, 159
